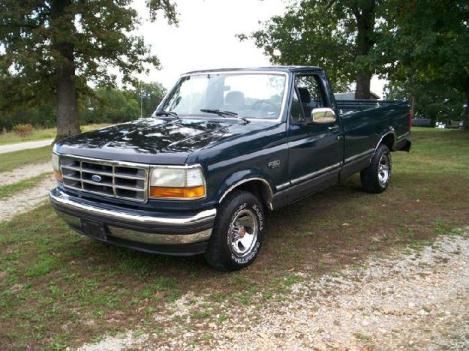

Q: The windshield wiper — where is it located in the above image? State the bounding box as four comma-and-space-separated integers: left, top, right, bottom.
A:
155, 110, 179, 118
200, 109, 249, 123
200, 109, 238, 116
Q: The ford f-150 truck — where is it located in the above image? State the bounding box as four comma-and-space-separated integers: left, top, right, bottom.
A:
50, 66, 411, 270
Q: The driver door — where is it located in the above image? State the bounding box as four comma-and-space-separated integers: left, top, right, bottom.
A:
287, 73, 343, 200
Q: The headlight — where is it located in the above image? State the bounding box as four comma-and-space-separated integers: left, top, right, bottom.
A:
149, 166, 206, 199
52, 153, 63, 181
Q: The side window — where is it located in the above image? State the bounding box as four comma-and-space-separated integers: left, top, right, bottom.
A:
290, 89, 304, 123
294, 75, 327, 119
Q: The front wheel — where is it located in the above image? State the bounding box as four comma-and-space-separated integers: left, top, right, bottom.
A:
205, 191, 265, 271
360, 144, 392, 193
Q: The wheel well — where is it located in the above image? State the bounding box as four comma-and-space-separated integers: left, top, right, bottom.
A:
221, 179, 273, 211
380, 133, 395, 151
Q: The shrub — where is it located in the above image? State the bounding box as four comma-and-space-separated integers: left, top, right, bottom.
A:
13, 123, 33, 137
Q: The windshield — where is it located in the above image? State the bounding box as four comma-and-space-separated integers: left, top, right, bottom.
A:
159, 73, 287, 120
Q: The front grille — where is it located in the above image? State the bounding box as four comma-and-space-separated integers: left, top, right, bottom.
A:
60, 156, 149, 202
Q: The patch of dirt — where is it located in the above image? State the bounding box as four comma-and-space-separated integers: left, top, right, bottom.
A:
0, 175, 55, 222
76, 230, 469, 351
0, 162, 51, 186
74, 331, 148, 351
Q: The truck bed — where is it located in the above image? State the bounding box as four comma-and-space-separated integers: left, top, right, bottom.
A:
337, 99, 403, 114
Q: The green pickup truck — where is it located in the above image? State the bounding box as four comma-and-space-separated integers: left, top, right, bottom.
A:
51, 66, 411, 270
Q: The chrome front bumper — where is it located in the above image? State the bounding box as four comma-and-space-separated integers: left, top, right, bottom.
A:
49, 188, 216, 250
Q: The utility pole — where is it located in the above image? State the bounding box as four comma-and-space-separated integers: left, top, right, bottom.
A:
139, 81, 143, 118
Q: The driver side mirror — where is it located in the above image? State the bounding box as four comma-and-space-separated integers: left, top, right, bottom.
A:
311, 108, 337, 124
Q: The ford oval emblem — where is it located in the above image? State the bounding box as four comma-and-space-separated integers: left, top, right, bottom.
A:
91, 174, 102, 183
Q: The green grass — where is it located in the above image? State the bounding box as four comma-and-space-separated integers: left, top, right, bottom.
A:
0, 127, 56, 145
0, 127, 468, 350
0, 146, 52, 173
0, 124, 109, 146
394, 127, 469, 175
0, 173, 50, 199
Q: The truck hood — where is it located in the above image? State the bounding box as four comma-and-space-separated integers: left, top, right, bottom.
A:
56, 117, 275, 165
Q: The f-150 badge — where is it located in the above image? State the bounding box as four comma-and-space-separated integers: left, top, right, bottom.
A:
268, 160, 281, 169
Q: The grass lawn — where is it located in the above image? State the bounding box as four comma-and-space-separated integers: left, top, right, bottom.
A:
0, 123, 109, 146
0, 146, 52, 173
0, 128, 468, 350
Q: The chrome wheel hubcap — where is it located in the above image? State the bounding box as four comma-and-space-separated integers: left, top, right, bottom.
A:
378, 154, 390, 186
229, 209, 258, 257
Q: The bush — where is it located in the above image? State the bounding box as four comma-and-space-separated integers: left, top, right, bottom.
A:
0, 106, 56, 131
13, 123, 33, 137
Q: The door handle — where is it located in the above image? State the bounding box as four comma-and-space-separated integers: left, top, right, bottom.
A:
328, 125, 339, 131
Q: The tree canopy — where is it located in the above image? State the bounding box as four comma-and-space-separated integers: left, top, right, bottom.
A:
243, 0, 469, 126
0, 0, 177, 139
136, 81, 167, 117
240, 0, 383, 97
0, 82, 166, 131
81, 81, 166, 124
381, 0, 469, 124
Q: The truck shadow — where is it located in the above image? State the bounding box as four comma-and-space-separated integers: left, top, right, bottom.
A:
69, 170, 466, 299
78, 178, 376, 276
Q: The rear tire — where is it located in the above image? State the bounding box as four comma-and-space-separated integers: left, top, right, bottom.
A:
360, 144, 392, 193
205, 191, 265, 271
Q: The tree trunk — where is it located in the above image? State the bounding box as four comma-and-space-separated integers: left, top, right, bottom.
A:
355, 71, 372, 100
353, 1, 376, 100
56, 46, 80, 140
52, 0, 80, 141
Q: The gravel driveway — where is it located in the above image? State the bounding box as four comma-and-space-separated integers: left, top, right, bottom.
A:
0, 162, 55, 222
0, 162, 51, 187
77, 230, 469, 351
0, 175, 55, 222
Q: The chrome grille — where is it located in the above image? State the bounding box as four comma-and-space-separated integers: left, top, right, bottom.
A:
60, 156, 148, 202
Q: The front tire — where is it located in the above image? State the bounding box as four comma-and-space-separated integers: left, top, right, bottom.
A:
360, 144, 392, 193
205, 191, 265, 271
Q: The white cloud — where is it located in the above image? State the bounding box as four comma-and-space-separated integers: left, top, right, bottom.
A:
133, 0, 387, 97
134, 0, 286, 88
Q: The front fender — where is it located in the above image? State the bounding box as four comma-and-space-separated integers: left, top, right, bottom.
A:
215, 169, 275, 205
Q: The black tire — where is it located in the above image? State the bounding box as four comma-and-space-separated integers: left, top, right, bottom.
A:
360, 144, 392, 193
205, 191, 265, 271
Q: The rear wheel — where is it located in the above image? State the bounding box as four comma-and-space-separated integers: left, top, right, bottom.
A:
360, 144, 392, 193
205, 191, 265, 271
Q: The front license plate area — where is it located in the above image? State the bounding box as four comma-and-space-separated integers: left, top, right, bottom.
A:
81, 220, 107, 240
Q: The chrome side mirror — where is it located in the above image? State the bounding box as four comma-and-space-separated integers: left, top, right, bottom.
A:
311, 107, 337, 124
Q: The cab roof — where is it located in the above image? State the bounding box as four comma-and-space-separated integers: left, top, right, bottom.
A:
183, 66, 324, 75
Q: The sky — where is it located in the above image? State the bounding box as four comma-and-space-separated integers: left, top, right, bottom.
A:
133, 0, 387, 97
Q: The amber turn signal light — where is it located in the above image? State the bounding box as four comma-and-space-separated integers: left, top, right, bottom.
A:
149, 185, 205, 199
54, 170, 63, 181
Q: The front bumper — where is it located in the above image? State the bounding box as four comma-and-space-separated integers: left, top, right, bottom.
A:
49, 187, 217, 255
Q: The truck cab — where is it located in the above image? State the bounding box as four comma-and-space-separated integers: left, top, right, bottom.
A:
50, 66, 411, 270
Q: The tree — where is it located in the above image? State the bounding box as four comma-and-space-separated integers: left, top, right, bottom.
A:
385, 81, 465, 125
380, 0, 469, 128
0, 0, 177, 140
80, 83, 165, 125
240, 0, 380, 97
0, 82, 166, 130
81, 87, 139, 125
134, 81, 167, 117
